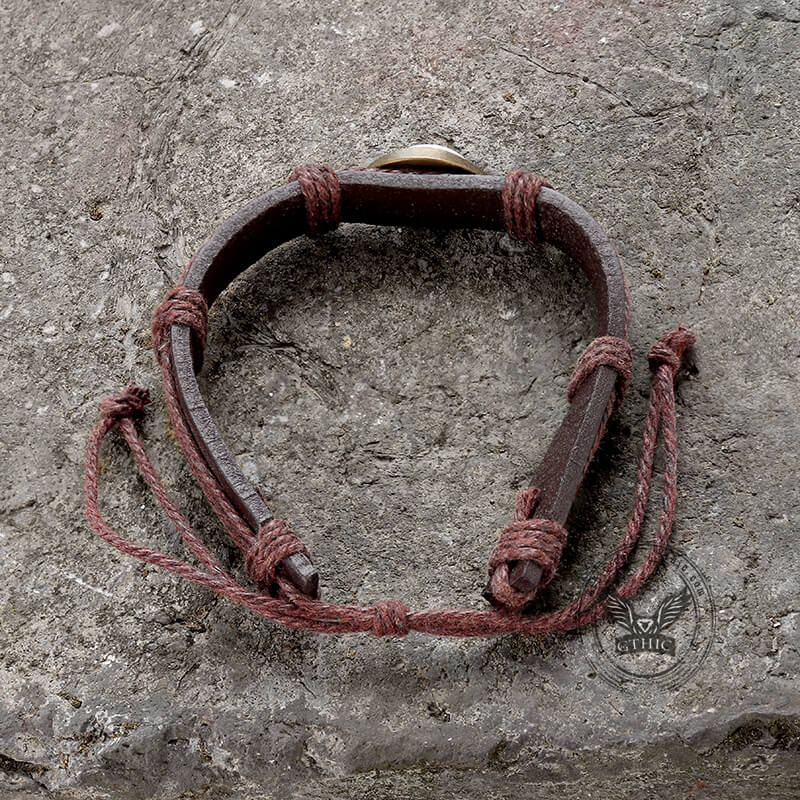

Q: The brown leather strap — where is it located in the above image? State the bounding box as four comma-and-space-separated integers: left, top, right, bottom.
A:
166, 170, 628, 592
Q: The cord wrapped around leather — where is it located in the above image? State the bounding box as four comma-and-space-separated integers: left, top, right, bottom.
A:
84, 164, 696, 636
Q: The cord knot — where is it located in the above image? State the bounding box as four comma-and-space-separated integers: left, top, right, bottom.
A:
568, 335, 633, 411
488, 487, 568, 610
289, 164, 342, 237
648, 325, 695, 376
99, 384, 151, 421
246, 519, 310, 594
371, 598, 410, 637
151, 285, 209, 359
502, 170, 553, 242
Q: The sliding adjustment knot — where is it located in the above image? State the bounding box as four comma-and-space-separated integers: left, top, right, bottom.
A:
371, 598, 410, 637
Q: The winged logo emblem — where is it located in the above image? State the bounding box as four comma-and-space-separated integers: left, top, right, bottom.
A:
605, 587, 691, 655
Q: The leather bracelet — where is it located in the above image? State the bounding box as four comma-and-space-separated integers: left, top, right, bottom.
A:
84, 145, 695, 637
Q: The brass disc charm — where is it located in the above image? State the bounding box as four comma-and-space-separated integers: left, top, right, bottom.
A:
368, 144, 485, 174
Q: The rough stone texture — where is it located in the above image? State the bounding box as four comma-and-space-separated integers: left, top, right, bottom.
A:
1, 0, 799, 797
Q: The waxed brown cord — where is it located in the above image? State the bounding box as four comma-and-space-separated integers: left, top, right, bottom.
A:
152, 285, 209, 360
246, 519, 311, 595
149, 279, 316, 595
288, 164, 341, 236
371, 599, 411, 638
568, 335, 633, 411
98, 385, 150, 421
502, 170, 552, 242
487, 487, 568, 610
83, 166, 696, 637
84, 323, 693, 636
487, 177, 633, 611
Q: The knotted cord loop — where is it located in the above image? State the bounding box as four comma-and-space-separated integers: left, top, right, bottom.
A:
245, 519, 312, 594
99, 384, 151, 422
289, 164, 342, 236
568, 335, 633, 411
371, 599, 410, 637
502, 170, 552, 242
85, 214, 696, 637
151, 285, 209, 360
649, 325, 694, 376
487, 487, 568, 611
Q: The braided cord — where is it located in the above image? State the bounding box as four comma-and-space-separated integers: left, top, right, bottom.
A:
85, 322, 694, 636
83, 165, 695, 637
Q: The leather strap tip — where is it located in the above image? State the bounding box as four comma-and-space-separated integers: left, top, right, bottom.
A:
282, 552, 320, 599
482, 560, 544, 610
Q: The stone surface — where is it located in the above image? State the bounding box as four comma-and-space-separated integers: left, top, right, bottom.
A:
1, 0, 799, 797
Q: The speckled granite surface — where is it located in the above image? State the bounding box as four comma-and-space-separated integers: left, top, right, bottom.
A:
1, 1, 799, 796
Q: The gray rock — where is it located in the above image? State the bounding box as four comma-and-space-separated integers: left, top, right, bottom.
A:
1, 0, 798, 797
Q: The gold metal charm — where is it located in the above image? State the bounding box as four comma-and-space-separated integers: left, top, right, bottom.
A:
368, 144, 485, 174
